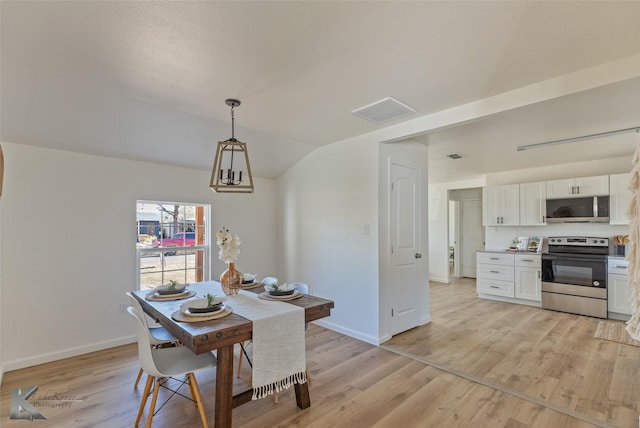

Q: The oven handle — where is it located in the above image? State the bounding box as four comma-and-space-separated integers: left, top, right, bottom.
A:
542, 253, 608, 262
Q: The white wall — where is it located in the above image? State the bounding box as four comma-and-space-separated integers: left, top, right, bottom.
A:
1, 142, 278, 371
277, 136, 430, 345
278, 138, 381, 344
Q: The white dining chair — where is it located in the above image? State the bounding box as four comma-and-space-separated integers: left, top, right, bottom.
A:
128, 306, 216, 428
126, 292, 180, 388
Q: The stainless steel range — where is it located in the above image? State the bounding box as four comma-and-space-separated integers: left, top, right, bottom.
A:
541, 236, 609, 318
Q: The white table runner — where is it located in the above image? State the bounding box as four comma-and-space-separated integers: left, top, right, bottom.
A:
210, 283, 307, 399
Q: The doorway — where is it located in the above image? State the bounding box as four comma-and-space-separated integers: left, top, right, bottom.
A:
448, 188, 484, 279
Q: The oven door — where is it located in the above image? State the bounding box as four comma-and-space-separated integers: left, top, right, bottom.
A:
541, 253, 607, 288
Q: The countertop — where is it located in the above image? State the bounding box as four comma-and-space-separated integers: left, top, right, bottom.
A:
481, 249, 541, 255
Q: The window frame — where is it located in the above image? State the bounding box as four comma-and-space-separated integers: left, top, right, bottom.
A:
136, 200, 211, 290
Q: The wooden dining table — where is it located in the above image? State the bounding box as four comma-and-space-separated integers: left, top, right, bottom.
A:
132, 281, 334, 428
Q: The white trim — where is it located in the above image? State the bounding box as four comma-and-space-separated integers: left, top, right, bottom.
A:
312, 319, 383, 346
2, 335, 136, 372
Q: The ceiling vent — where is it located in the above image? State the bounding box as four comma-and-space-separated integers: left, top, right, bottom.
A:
447, 153, 463, 159
351, 97, 415, 123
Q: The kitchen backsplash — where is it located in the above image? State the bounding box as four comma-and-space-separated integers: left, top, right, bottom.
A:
485, 223, 630, 254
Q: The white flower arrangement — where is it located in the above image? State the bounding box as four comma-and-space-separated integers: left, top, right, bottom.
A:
216, 228, 241, 264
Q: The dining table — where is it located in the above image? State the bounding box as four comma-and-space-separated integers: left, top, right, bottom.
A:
131, 281, 334, 428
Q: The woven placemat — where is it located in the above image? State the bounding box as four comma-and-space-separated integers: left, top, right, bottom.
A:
594, 321, 640, 347
258, 291, 303, 302
172, 305, 233, 323
241, 281, 263, 290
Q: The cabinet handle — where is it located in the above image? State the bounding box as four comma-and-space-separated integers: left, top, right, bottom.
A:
522, 259, 533, 262
490, 257, 499, 260
490, 270, 500, 274
490, 285, 500, 289
614, 266, 628, 269
577, 185, 581, 194
538, 270, 541, 279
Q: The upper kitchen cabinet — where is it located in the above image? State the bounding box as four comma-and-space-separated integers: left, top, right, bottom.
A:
546, 175, 609, 198
519, 181, 546, 226
483, 184, 519, 226
610, 173, 632, 225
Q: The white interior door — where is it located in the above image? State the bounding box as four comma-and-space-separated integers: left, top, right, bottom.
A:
461, 198, 484, 278
390, 162, 422, 335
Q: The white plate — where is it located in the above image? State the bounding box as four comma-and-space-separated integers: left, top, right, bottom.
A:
181, 304, 226, 317
180, 298, 227, 317
153, 289, 191, 298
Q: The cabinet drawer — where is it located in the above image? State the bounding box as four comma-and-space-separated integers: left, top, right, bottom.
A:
477, 279, 514, 298
608, 258, 629, 275
477, 252, 514, 266
515, 254, 541, 268
477, 265, 514, 281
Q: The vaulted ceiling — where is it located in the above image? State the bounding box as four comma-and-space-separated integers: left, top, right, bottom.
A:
2, 1, 639, 183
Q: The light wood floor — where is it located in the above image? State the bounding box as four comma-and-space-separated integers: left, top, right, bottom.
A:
1, 279, 638, 427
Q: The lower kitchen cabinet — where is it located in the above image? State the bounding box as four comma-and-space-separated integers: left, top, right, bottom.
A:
477, 251, 541, 305
476, 252, 514, 297
608, 257, 631, 319
514, 253, 541, 301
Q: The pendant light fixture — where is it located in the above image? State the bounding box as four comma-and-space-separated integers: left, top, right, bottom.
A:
210, 99, 254, 193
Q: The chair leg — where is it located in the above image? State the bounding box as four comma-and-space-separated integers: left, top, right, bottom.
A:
236, 342, 246, 378
135, 375, 153, 428
188, 373, 209, 428
236, 344, 242, 378
145, 378, 161, 428
134, 368, 144, 388
187, 374, 198, 407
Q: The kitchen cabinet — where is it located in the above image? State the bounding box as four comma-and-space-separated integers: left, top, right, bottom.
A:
483, 184, 519, 226
609, 173, 632, 225
477, 252, 541, 303
546, 175, 609, 198
514, 254, 541, 301
519, 181, 546, 226
476, 252, 514, 298
608, 257, 631, 317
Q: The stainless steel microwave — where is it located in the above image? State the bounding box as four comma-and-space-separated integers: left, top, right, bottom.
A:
545, 196, 609, 223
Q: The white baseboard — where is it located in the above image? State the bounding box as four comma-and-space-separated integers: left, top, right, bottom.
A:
3, 335, 136, 373
430, 276, 449, 283
420, 315, 432, 325
312, 319, 383, 346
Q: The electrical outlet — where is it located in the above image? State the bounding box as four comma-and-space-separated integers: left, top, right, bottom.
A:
119, 303, 128, 315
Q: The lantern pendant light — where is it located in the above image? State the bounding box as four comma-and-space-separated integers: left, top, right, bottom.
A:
210, 99, 254, 193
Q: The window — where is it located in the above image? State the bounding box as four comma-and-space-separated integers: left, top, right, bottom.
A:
136, 201, 210, 291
